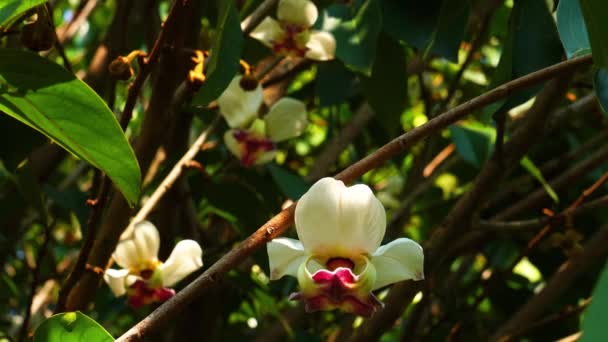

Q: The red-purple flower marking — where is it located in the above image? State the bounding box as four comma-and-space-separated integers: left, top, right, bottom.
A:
289, 257, 383, 317
127, 280, 175, 309
272, 24, 308, 57
233, 130, 276, 166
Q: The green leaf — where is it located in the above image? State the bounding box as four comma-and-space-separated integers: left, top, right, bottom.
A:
0, 48, 141, 205
0, 0, 46, 30
360, 34, 407, 137
581, 259, 608, 342
556, 0, 591, 58
381, 0, 443, 51
520, 156, 559, 203
427, 0, 470, 62
449, 122, 495, 168
33, 311, 114, 342
266, 163, 309, 200
330, 0, 383, 75
490, 0, 563, 113
594, 68, 608, 116
0, 111, 46, 171
316, 61, 357, 107
579, 0, 608, 71
192, 0, 243, 106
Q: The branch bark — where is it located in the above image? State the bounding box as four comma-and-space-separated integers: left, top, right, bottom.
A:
116, 53, 591, 342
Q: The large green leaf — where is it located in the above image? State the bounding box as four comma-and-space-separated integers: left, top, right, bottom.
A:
581, 259, 608, 342
266, 164, 309, 200
0, 112, 46, 171
316, 61, 357, 107
556, 0, 591, 58
192, 0, 243, 106
329, 0, 383, 75
0, 0, 46, 30
33, 311, 114, 342
381, 0, 468, 62
0, 49, 141, 205
579, 0, 608, 71
489, 0, 563, 114
449, 122, 495, 168
593, 67, 608, 115
360, 33, 407, 137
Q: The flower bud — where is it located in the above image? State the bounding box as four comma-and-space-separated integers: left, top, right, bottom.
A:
109, 56, 134, 80
20, 16, 55, 52
239, 74, 259, 91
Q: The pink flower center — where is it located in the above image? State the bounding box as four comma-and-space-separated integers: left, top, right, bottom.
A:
272, 24, 309, 57
127, 280, 175, 309
326, 257, 355, 271
233, 130, 276, 167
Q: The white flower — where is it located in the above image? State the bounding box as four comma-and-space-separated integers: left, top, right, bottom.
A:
266, 178, 424, 316
217, 76, 308, 166
250, 0, 336, 61
103, 221, 203, 308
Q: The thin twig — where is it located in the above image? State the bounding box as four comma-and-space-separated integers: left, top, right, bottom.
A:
18, 225, 51, 342
121, 116, 220, 239
241, 0, 279, 35
116, 55, 592, 342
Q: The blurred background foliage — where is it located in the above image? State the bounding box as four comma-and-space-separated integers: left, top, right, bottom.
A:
1, 0, 608, 341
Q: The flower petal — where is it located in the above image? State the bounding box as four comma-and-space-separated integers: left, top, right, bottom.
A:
305, 31, 336, 61
159, 240, 203, 287
254, 150, 278, 165
132, 221, 160, 264
370, 238, 424, 290
267, 237, 307, 280
113, 240, 139, 270
217, 76, 262, 128
294, 178, 342, 255
277, 0, 318, 28
250, 17, 284, 48
264, 98, 308, 142
103, 268, 131, 297
295, 178, 386, 257
224, 129, 244, 160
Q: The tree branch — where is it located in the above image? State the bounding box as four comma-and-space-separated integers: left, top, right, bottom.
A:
116, 55, 591, 342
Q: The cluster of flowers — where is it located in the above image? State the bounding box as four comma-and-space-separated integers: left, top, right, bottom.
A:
102, 0, 424, 317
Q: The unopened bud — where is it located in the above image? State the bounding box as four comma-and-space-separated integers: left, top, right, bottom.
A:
239, 75, 259, 91
20, 18, 55, 52
109, 56, 134, 80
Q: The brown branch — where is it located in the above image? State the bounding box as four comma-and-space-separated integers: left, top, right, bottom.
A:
116, 55, 591, 342
490, 226, 608, 341
122, 116, 220, 239
241, 0, 279, 35
56, 0, 99, 44
348, 74, 574, 342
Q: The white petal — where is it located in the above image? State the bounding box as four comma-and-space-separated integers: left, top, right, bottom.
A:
159, 240, 203, 287
132, 221, 160, 264
264, 98, 308, 142
217, 76, 262, 128
254, 150, 278, 165
113, 240, 139, 270
294, 178, 341, 255
305, 31, 336, 61
371, 238, 424, 290
277, 0, 318, 27
224, 129, 243, 159
250, 17, 283, 48
295, 178, 386, 257
267, 238, 307, 280
103, 268, 131, 297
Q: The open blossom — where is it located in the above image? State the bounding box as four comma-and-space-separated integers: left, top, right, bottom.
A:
250, 0, 336, 60
267, 178, 424, 316
217, 76, 308, 166
103, 221, 203, 309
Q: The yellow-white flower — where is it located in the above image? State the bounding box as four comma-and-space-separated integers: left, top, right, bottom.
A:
217, 76, 308, 166
103, 221, 203, 308
250, 0, 336, 61
267, 178, 424, 316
